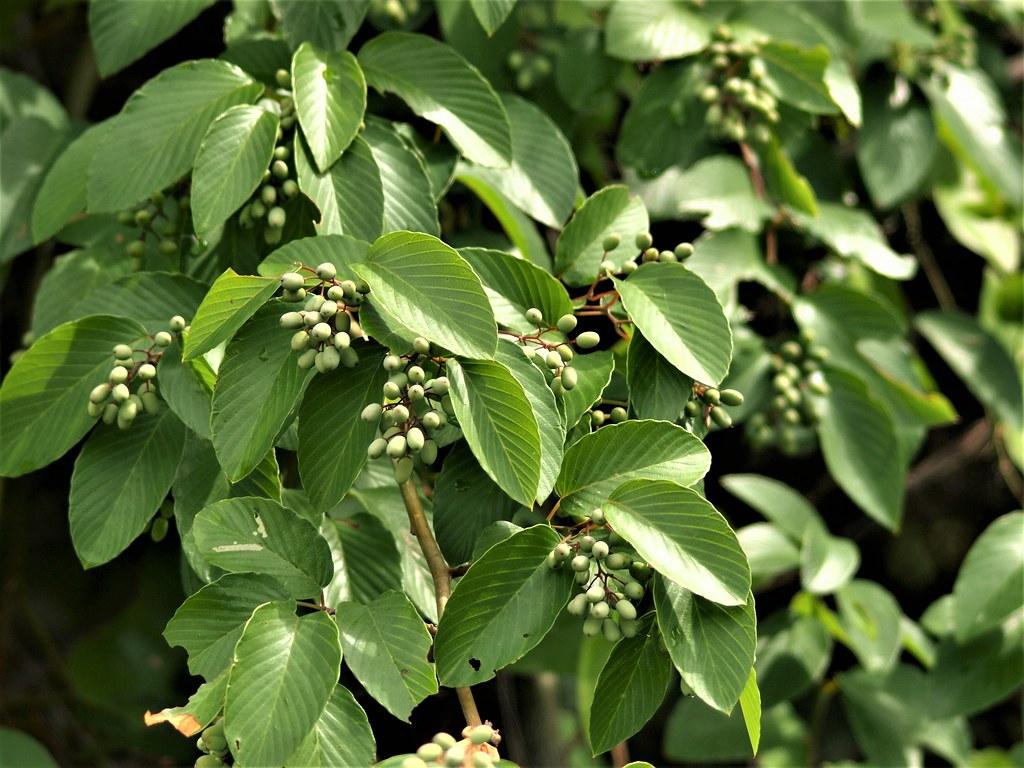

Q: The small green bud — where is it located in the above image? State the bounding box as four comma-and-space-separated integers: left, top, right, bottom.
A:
602, 233, 621, 252
267, 206, 287, 228
575, 570, 590, 584
589, 507, 605, 525
275, 68, 291, 87
159, 239, 178, 256
87, 401, 104, 417
630, 561, 652, 580
590, 410, 606, 426
609, 406, 627, 423
622, 260, 638, 274
90, 383, 112, 404
340, 346, 359, 368
603, 618, 622, 642
525, 307, 544, 325
720, 388, 744, 406
620, 618, 639, 638
580, 535, 595, 552
194, 753, 225, 768
109, 366, 130, 384
642, 247, 659, 263
282, 287, 305, 302
138, 363, 156, 381
556, 314, 577, 333
685, 399, 702, 417
635, 232, 653, 250
433, 732, 458, 750
615, 599, 637, 620
576, 331, 600, 349
101, 402, 118, 424
141, 390, 161, 415
408, 384, 425, 401
134, 209, 152, 226
582, 616, 603, 637
319, 300, 338, 319
600, 259, 616, 274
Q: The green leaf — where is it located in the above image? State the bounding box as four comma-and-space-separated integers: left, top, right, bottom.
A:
446, 357, 541, 507
0, 315, 147, 477
297, 348, 387, 513
557, 420, 711, 517
275, 0, 367, 53
183, 269, 278, 360
793, 202, 916, 280
739, 669, 762, 755
164, 573, 291, 679
211, 303, 313, 480
671, 156, 773, 233
191, 105, 280, 238
924, 65, 1023, 209
856, 83, 937, 209
88, 60, 261, 211
284, 685, 376, 768
362, 118, 439, 236
29, 247, 129, 337
719, 473, 818, 541
588, 615, 672, 755
193, 497, 334, 598
604, 0, 710, 61
1, 116, 72, 262
31, 122, 110, 243
433, 443, 522, 565
353, 231, 497, 358
296, 133, 384, 242
818, 368, 906, 530
952, 512, 1024, 641
434, 525, 574, 686
88, 0, 216, 77
466, 94, 578, 228
63, 271, 207, 335
627, 331, 691, 421
335, 591, 438, 721
663, 698, 806, 763
800, 524, 860, 596
738, 523, 800, 587
257, 233, 369, 278
756, 611, 832, 707
224, 602, 341, 767
321, 513, 403, 608
554, 185, 649, 287
613, 262, 732, 385
493, 340, 564, 502
916, 310, 1023, 432
458, 247, 574, 334
758, 42, 837, 114
655, 578, 756, 713
837, 580, 903, 673
69, 409, 186, 567
0, 67, 66, 130
358, 32, 512, 167
158, 341, 214, 438
292, 44, 366, 173
469, 0, 516, 35
925, 611, 1024, 719
144, 670, 228, 736
604, 480, 751, 606
838, 665, 928, 767
686, 228, 795, 307
761, 137, 818, 216
0, 728, 58, 768
557, 350, 614, 429
617, 63, 713, 179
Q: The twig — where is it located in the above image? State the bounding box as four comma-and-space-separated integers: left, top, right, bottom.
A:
610, 741, 631, 768
398, 478, 482, 727
739, 142, 780, 264
902, 202, 956, 311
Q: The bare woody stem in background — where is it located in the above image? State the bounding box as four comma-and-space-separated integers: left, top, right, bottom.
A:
398, 478, 483, 727
739, 141, 779, 265
902, 201, 957, 311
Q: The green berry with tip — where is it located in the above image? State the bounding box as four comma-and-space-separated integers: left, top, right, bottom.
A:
609, 406, 627, 423
642, 247, 659, 262
431, 376, 450, 395
674, 242, 694, 259
90, 383, 112, 403
525, 307, 544, 325
624, 581, 645, 600
383, 354, 403, 372
556, 314, 577, 333
571, 554, 590, 572
702, 387, 721, 405
590, 600, 610, 619
408, 365, 425, 384
387, 435, 407, 458
417, 743, 443, 762
711, 407, 733, 428
407, 427, 425, 451
602, 233, 621, 251
271, 160, 289, 178
368, 437, 388, 459
635, 232, 653, 250
576, 331, 600, 349
419, 440, 438, 465
280, 311, 304, 329
468, 725, 493, 746
127, 241, 146, 259
112, 383, 131, 403
582, 616, 603, 637
333, 331, 351, 349
720, 388, 744, 406
391, 404, 410, 423
194, 755, 225, 768
138, 363, 156, 380
605, 552, 629, 570
290, 330, 310, 352
591, 540, 609, 560
558, 344, 574, 362
383, 381, 402, 400
586, 583, 605, 602
315, 347, 341, 373
413, 337, 431, 355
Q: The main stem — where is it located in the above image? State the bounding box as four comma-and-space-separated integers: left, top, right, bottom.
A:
398, 478, 483, 727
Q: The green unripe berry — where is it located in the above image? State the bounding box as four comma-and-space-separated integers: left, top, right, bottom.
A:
590, 409, 606, 426
591, 540, 609, 560
615, 599, 637, 620
117, 399, 138, 429
113, 343, 134, 359
700, 85, 720, 103
624, 580, 645, 600
545, 350, 562, 369
575, 570, 590, 584
609, 406, 627, 423
315, 262, 336, 281
441, 395, 455, 416
194, 755, 225, 768
576, 331, 600, 349
407, 427, 425, 452
111, 383, 131, 403
333, 331, 351, 349
602, 233, 621, 252
590, 600, 610, 619
297, 349, 317, 369
711, 407, 733, 428
603, 618, 622, 642
134, 209, 152, 226
158, 238, 178, 256
567, 592, 589, 616
783, 408, 801, 425
408, 365, 425, 384
138, 363, 157, 381
90, 383, 112, 404
383, 354, 403, 372
391, 404, 410, 423
468, 725, 493, 746
559, 367, 578, 391
87, 401, 104, 417
642, 247, 659, 263
421, 410, 442, 430
556, 314, 577, 333
600, 259, 616, 274
621, 260, 638, 274
117, 210, 135, 225
635, 232, 653, 250
169, 318, 185, 337
571, 554, 590, 572
126, 241, 146, 259
327, 285, 345, 301
387, 435, 407, 458
620, 618, 639, 638
155, 330, 173, 346
274, 67, 291, 87
361, 403, 383, 422
417, 743, 443, 762
589, 507, 605, 525
281, 179, 299, 197
382, 381, 402, 400
431, 376, 450, 395
408, 384, 425, 401
586, 583, 605, 602
658, 250, 675, 263
674, 242, 694, 259
581, 616, 604, 637
273, 144, 290, 160
319, 300, 338, 319
720, 388, 744, 406
280, 311, 304, 329
557, 345, 574, 363
553, 542, 571, 561
368, 437, 388, 459
605, 553, 629, 570
630, 562, 652, 580
702, 387, 721, 405
684, 399, 702, 417
271, 160, 289, 178
432, 732, 457, 750
419, 439, 438, 465
402, 757, 428, 768
315, 346, 341, 373
282, 287, 305, 302
526, 307, 544, 325
340, 346, 359, 368
413, 337, 431, 355
311, 322, 332, 341
267, 206, 286, 228
579, 535, 595, 552
290, 330, 310, 352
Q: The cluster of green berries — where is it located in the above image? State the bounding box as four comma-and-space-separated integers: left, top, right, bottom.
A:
278, 264, 369, 374
86, 316, 186, 430
401, 725, 500, 768
599, 231, 695, 276
193, 717, 228, 767
748, 337, 830, 455
362, 340, 451, 482
148, 498, 174, 544
549, 511, 650, 642
896, 8, 976, 79
699, 25, 778, 145
588, 404, 628, 428
241, 73, 300, 245
507, 308, 600, 396
684, 384, 745, 430
507, 49, 552, 92
116, 188, 194, 271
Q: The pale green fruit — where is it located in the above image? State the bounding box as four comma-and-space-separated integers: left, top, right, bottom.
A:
602, 617, 622, 642
394, 456, 414, 483
138, 363, 156, 381
567, 593, 589, 616
319, 300, 338, 319
554, 542, 571, 561
387, 435, 407, 458
545, 350, 562, 369
586, 583, 605, 602
141, 391, 161, 414
408, 365, 425, 384
90, 383, 112, 404
419, 440, 438, 465
525, 307, 544, 325
368, 437, 388, 459
316, 262, 337, 281
589, 507, 605, 525
280, 311, 304, 329
624, 581, 645, 600
383, 354, 403, 372
579, 535, 595, 552
290, 330, 310, 351
571, 555, 590, 572
615, 599, 637, 620
431, 376, 450, 395
315, 346, 341, 373
582, 617, 603, 637
413, 337, 431, 355
87, 401, 104, 417
311, 322, 332, 341
407, 427, 425, 451
383, 381, 402, 400
468, 725, 493, 746
281, 272, 304, 291
416, 743, 443, 762
591, 540, 609, 560
557, 345, 574, 362
102, 403, 119, 424
112, 383, 131, 403
333, 331, 351, 349
109, 366, 129, 384
391, 404, 410, 423
362, 402, 383, 422
576, 331, 600, 349
305, 293, 325, 311
407, 384, 425, 401
340, 347, 359, 368
113, 343, 133, 358
620, 618, 639, 638
556, 314, 577, 333
602, 233, 621, 252
610, 406, 627, 423
590, 600, 610, 619
154, 331, 172, 347
605, 552, 629, 570
634, 231, 653, 250
421, 410, 442, 430
335, 312, 352, 333
297, 349, 317, 369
